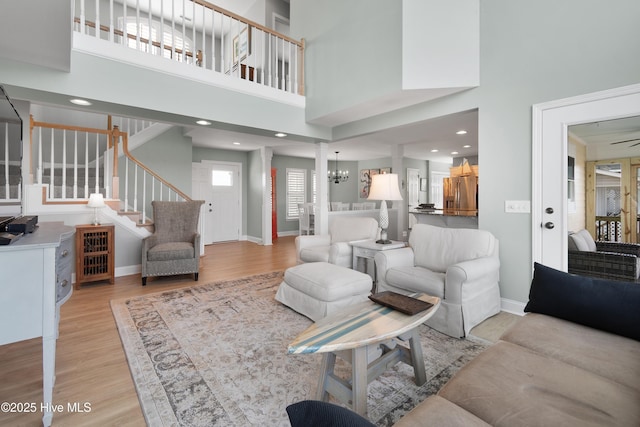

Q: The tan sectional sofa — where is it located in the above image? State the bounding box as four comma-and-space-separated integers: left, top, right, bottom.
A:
286, 263, 640, 426
395, 263, 640, 427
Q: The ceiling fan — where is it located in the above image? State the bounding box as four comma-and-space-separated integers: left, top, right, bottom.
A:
610, 137, 640, 147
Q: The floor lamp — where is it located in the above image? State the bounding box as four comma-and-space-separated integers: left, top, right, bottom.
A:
367, 173, 403, 244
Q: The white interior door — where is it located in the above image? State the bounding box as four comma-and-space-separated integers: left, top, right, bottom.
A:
533, 84, 640, 270
192, 161, 241, 244
407, 168, 419, 229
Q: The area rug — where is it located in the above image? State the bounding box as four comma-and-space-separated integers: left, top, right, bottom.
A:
111, 272, 488, 426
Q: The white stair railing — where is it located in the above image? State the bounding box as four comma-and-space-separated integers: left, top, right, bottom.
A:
30, 117, 189, 224
1, 122, 21, 204
31, 119, 111, 200
73, 0, 305, 95
117, 127, 189, 224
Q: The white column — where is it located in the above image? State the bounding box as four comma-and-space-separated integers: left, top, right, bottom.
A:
315, 142, 329, 235
391, 144, 407, 240
261, 147, 273, 245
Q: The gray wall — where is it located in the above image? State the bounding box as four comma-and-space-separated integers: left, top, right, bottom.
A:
296, 0, 640, 303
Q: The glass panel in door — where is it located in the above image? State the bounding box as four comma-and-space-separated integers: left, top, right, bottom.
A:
594, 163, 622, 241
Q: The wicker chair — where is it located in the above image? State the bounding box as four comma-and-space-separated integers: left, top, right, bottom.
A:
141, 200, 204, 285
568, 229, 640, 282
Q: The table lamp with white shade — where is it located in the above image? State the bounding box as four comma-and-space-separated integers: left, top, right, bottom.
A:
87, 193, 106, 225
367, 173, 403, 244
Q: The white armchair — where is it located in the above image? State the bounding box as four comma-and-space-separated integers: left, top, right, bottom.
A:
375, 224, 500, 338
296, 217, 379, 268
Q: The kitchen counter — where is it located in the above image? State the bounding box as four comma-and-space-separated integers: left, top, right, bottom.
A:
411, 209, 478, 229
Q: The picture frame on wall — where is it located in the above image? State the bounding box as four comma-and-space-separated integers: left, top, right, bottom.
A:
360, 169, 372, 198
380, 167, 391, 174
233, 26, 251, 64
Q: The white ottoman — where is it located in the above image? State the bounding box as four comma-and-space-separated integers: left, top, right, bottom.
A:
275, 262, 373, 321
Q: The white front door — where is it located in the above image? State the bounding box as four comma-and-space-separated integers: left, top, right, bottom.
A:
533, 84, 640, 270
192, 161, 242, 244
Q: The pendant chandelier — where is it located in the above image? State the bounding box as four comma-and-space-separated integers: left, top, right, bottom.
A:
328, 151, 349, 184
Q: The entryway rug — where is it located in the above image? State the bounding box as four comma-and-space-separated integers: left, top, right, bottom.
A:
111, 272, 488, 426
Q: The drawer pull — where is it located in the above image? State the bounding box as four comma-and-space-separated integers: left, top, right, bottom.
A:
61, 249, 69, 257
61, 280, 69, 288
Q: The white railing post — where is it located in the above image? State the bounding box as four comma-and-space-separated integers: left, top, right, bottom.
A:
94, 133, 100, 194
49, 129, 54, 199
95, 0, 100, 38
61, 131, 67, 199
80, 0, 86, 35
73, 131, 78, 199
84, 132, 89, 198
3, 123, 8, 200
133, 163, 138, 212
37, 128, 42, 184
142, 171, 146, 221
124, 158, 129, 212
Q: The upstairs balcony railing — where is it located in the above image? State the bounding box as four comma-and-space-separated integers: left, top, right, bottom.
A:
73, 0, 304, 95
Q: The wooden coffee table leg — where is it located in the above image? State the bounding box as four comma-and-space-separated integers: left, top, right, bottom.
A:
407, 328, 427, 385
316, 352, 336, 401
351, 346, 369, 416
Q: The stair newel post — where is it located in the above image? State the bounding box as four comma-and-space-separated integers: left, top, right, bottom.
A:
111, 126, 120, 200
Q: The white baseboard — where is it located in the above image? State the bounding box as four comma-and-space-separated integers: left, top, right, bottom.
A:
500, 298, 526, 316
278, 230, 299, 237
116, 264, 141, 278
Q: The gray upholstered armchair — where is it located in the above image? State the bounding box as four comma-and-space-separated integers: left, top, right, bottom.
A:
141, 200, 204, 285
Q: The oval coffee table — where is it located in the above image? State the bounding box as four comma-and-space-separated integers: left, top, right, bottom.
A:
288, 293, 440, 418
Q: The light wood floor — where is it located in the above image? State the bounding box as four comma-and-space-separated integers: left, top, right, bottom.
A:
0, 236, 517, 426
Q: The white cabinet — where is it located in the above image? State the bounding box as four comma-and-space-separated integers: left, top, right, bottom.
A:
0, 222, 75, 427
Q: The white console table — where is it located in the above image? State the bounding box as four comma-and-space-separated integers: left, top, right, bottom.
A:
0, 222, 75, 427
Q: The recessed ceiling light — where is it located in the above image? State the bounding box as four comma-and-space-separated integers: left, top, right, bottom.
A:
232, 142, 240, 145
275, 132, 287, 138
451, 151, 459, 155
70, 98, 92, 106
463, 145, 471, 148
430, 149, 439, 153
456, 130, 467, 135
196, 120, 211, 126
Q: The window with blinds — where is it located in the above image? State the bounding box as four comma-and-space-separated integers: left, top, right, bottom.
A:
286, 168, 306, 220
312, 170, 317, 204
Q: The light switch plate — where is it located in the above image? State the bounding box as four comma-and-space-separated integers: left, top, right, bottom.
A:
505, 200, 530, 213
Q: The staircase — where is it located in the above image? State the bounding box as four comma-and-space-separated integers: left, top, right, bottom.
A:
25, 117, 191, 237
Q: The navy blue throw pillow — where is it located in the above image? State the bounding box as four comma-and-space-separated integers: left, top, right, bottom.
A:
525, 263, 640, 341
286, 400, 375, 427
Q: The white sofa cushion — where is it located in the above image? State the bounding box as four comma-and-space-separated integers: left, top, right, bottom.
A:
568, 229, 597, 251
385, 266, 445, 298
409, 224, 496, 273
329, 217, 379, 244
299, 246, 330, 263
283, 262, 372, 302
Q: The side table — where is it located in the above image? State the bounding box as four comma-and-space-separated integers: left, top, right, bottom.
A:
351, 239, 406, 292
75, 224, 115, 288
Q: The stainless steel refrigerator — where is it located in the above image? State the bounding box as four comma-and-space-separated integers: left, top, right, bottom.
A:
443, 176, 478, 211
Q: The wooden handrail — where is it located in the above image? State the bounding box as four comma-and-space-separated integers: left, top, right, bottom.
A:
115, 127, 191, 202
30, 116, 190, 204
192, 0, 303, 47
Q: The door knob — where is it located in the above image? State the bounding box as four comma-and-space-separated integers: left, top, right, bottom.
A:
545, 207, 554, 214
544, 222, 555, 229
